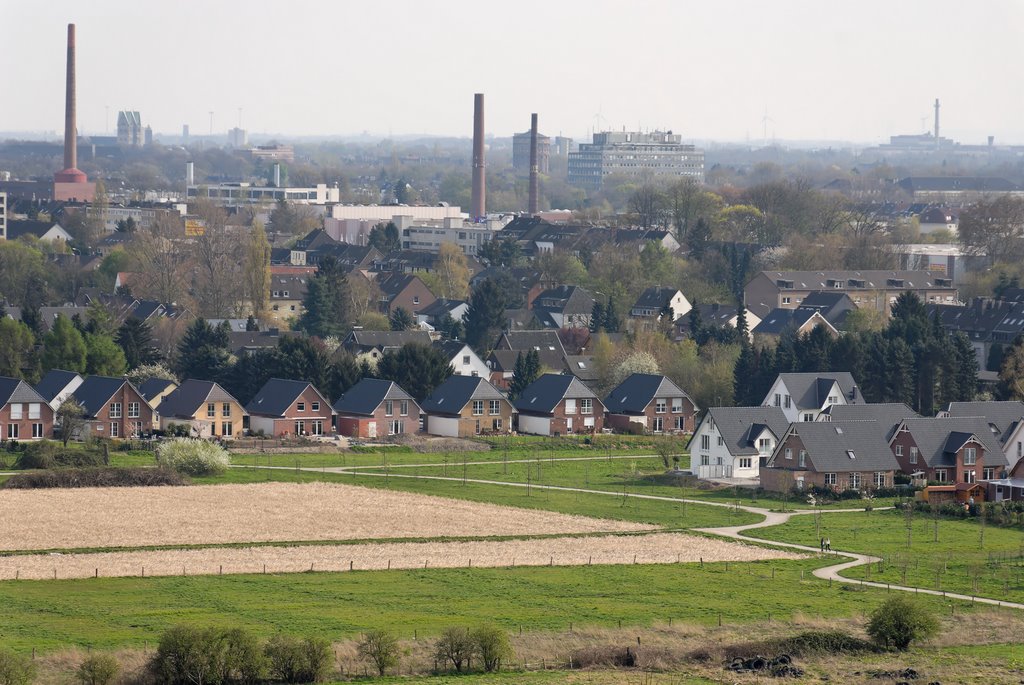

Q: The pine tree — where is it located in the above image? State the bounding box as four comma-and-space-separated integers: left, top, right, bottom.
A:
245, 315, 259, 332
603, 299, 621, 333
687, 217, 712, 259
115, 317, 159, 370
688, 302, 703, 343
376, 342, 453, 402
42, 314, 87, 373
590, 301, 606, 333
735, 302, 749, 341
733, 343, 756, 405
509, 352, 528, 400
953, 332, 979, 402
464, 278, 507, 356
390, 307, 415, 331
887, 338, 916, 407
298, 256, 352, 338
175, 318, 231, 381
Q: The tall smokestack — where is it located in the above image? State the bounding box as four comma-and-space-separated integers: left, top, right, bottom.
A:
63, 24, 77, 172
471, 93, 486, 221
934, 98, 940, 146
528, 113, 539, 215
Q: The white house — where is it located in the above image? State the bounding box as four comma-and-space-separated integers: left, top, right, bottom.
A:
688, 406, 790, 480
762, 372, 861, 423
34, 369, 84, 411
943, 400, 1024, 474
433, 340, 490, 378
630, 287, 692, 321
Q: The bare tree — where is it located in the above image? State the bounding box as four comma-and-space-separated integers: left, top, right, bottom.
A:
190, 200, 245, 317
243, 220, 271, 321
56, 397, 87, 446
130, 213, 192, 307
629, 184, 667, 230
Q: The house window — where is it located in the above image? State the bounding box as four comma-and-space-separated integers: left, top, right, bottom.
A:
798, 450, 807, 468
488, 400, 499, 415
963, 470, 976, 484
109, 403, 122, 419
311, 401, 320, 411
674, 416, 683, 430
28, 403, 41, 419
472, 400, 484, 416
565, 399, 577, 414
222, 403, 231, 417
1018, 442, 1022, 458
849, 472, 861, 490
384, 401, 394, 417
874, 472, 886, 488
493, 418, 503, 431
964, 447, 977, 465
7, 424, 18, 439
717, 436, 724, 446
701, 435, 710, 450
222, 422, 233, 436
983, 467, 995, 480
400, 400, 409, 416
700, 455, 710, 466
803, 413, 814, 422
774, 394, 781, 407
413, 296, 420, 305
655, 400, 666, 414
311, 420, 324, 436
297, 402, 306, 412
671, 399, 682, 413
110, 422, 119, 437
131, 422, 143, 437
652, 417, 664, 432
934, 469, 947, 483
581, 399, 593, 414
128, 402, 140, 419
824, 473, 837, 486
828, 395, 837, 405
10, 404, 22, 420
784, 395, 791, 409
785, 447, 792, 460
910, 447, 918, 464
759, 438, 771, 454
739, 457, 752, 469
294, 420, 305, 435
32, 423, 44, 438
207, 402, 216, 418
895, 444, 903, 457
463, 355, 470, 365
782, 297, 791, 305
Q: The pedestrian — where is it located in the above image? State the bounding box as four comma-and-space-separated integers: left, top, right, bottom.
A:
825, 537, 831, 552
820, 537, 825, 552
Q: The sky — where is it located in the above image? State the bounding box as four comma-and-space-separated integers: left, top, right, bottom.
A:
4, 0, 1023, 145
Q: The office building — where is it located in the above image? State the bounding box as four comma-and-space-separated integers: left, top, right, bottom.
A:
568, 130, 704, 188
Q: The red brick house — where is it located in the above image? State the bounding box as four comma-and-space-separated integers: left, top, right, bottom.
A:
888, 417, 1007, 484
246, 378, 334, 437
71, 376, 155, 439
513, 373, 604, 436
376, 273, 436, 317
333, 378, 421, 438
761, 420, 899, 494
0, 377, 54, 440
603, 373, 697, 434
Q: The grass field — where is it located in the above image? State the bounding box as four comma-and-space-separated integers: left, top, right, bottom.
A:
747, 508, 1024, 602
0, 558, 976, 653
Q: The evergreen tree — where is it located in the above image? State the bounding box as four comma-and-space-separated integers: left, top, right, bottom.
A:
603, 298, 621, 333
688, 302, 703, 343
327, 352, 362, 401
733, 343, 756, 405
376, 342, 453, 402
115, 317, 160, 370
797, 325, 833, 372
298, 256, 352, 338
861, 336, 889, 403
735, 302, 749, 341
464, 278, 507, 355
437, 313, 465, 341
687, 217, 712, 259
886, 338, 916, 407
390, 307, 415, 331
828, 333, 865, 389
0, 318, 37, 379
590, 301, 606, 333
42, 314, 87, 373
368, 222, 401, 254
245, 315, 259, 332
774, 328, 798, 374
175, 318, 231, 381
85, 333, 127, 376
952, 332, 979, 403
509, 350, 541, 400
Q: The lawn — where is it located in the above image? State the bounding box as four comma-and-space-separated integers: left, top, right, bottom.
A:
0, 558, 973, 654
747, 508, 1024, 602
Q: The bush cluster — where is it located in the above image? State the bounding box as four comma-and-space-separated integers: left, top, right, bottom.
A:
866, 597, 938, 651
432, 624, 513, 674
157, 438, 230, 476
13, 442, 107, 470
2, 467, 188, 489
151, 626, 329, 685
77, 653, 120, 685
0, 648, 35, 685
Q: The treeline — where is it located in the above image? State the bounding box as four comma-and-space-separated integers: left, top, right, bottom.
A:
733, 293, 978, 415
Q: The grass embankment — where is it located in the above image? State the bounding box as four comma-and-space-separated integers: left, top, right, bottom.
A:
0, 559, 974, 653
748, 508, 1024, 602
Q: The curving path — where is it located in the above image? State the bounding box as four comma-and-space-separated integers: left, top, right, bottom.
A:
256, 464, 1024, 609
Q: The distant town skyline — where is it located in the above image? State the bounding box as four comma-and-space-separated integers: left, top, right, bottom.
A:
4, 0, 1023, 144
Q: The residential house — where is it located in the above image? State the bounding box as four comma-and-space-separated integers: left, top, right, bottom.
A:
674, 303, 761, 341
420, 376, 514, 437
0, 377, 54, 440
943, 400, 1024, 472
761, 420, 900, 493
416, 298, 468, 329
630, 287, 692, 330
72, 376, 155, 439
332, 378, 421, 438
929, 298, 1024, 372
744, 270, 959, 319
564, 354, 599, 386
5, 220, 73, 244
513, 373, 605, 436
269, 274, 308, 325
341, 330, 433, 367
228, 329, 300, 357
752, 308, 839, 340
797, 292, 857, 328
35, 369, 84, 411
156, 380, 246, 438
433, 340, 488, 378
530, 285, 597, 329
615, 229, 680, 253
470, 266, 553, 308
137, 378, 179, 409
376, 272, 436, 316
688, 406, 789, 480
604, 373, 697, 434
246, 379, 334, 437
762, 372, 861, 423
889, 417, 1007, 484
818, 403, 919, 439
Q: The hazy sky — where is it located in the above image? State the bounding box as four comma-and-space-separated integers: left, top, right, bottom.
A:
5, 0, 1023, 144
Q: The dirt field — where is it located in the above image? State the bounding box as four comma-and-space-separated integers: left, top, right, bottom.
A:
0, 532, 801, 580
0, 482, 652, 552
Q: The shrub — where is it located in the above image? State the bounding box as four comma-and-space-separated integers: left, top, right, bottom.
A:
472, 624, 512, 673
0, 649, 36, 685
151, 625, 268, 685
265, 635, 331, 683
2, 467, 188, 489
434, 626, 474, 672
357, 630, 399, 677
77, 654, 121, 685
157, 438, 230, 476
866, 596, 939, 651
218, 628, 266, 685
14, 442, 106, 470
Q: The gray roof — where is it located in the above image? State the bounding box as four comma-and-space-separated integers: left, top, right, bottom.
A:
775, 372, 860, 410
0, 377, 48, 407
432, 339, 473, 362
514, 373, 600, 415
532, 285, 597, 317
753, 308, 824, 336
773, 421, 899, 472
690, 406, 789, 457
821, 403, 919, 440
333, 378, 418, 416
35, 369, 82, 403
758, 270, 957, 291
604, 373, 694, 415
344, 330, 432, 352
157, 380, 243, 419
894, 416, 1008, 468
945, 401, 1024, 443
72, 376, 146, 418
488, 348, 568, 374
420, 376, 507, 416
138, 378, 177, 402
564, 355, 598, 382
496, 330, 566, 356
246, 378, 330, 417
632, 287, 682, 311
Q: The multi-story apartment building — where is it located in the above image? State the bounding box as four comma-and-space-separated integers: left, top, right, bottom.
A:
399, 215, 508, 256
187, 182, 339, 206
568, 131, 704, 188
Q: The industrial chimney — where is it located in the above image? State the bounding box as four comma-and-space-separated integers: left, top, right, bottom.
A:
528, 113, 539, 215
934, 98, 940, 147
471, 93, 486, 222
54, 23, 86, 185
